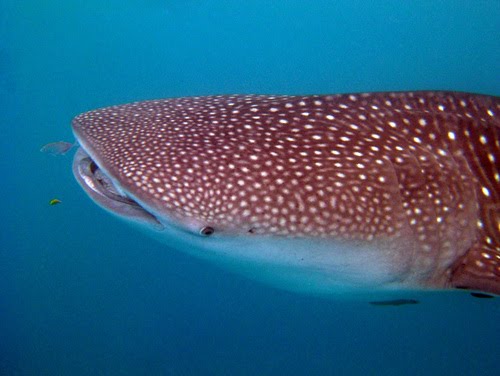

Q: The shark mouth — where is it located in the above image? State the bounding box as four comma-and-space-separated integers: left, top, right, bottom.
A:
72, 147, 164, 230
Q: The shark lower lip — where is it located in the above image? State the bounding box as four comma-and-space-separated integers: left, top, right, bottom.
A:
72, 147, 164, 230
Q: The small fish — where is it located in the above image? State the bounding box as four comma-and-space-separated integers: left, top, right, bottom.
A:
49, 198, 62, 206
41, 141, 74, 156
470, 292, 494, 299
369, 299, 420, 306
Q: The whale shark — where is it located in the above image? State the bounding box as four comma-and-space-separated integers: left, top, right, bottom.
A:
71, 91, 500, 296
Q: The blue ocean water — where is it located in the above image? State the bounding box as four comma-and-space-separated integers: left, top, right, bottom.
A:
1, 1, 499, 374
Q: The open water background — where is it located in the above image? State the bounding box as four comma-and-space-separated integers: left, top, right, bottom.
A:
1, 1, 499, 375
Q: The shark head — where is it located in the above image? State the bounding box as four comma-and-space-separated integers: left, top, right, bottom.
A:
72, 92, 500, 295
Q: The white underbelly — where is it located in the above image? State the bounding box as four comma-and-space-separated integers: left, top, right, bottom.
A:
151, 230, 414, 295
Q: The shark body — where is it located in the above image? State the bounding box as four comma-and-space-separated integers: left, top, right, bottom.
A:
72, 92, 500, 295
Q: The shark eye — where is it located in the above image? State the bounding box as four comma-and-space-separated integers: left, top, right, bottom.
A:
199, 226, 215, 236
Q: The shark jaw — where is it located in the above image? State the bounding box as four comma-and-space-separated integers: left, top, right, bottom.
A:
72, 147, 165, 230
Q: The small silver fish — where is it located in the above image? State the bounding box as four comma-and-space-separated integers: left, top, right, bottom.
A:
41, 141, 74, 156
71, 92, 500, 296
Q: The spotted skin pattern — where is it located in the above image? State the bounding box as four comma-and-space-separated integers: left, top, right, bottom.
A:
72, 91, 500, 295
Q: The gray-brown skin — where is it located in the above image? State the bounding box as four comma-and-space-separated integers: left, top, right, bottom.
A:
72, 92, 500, 295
